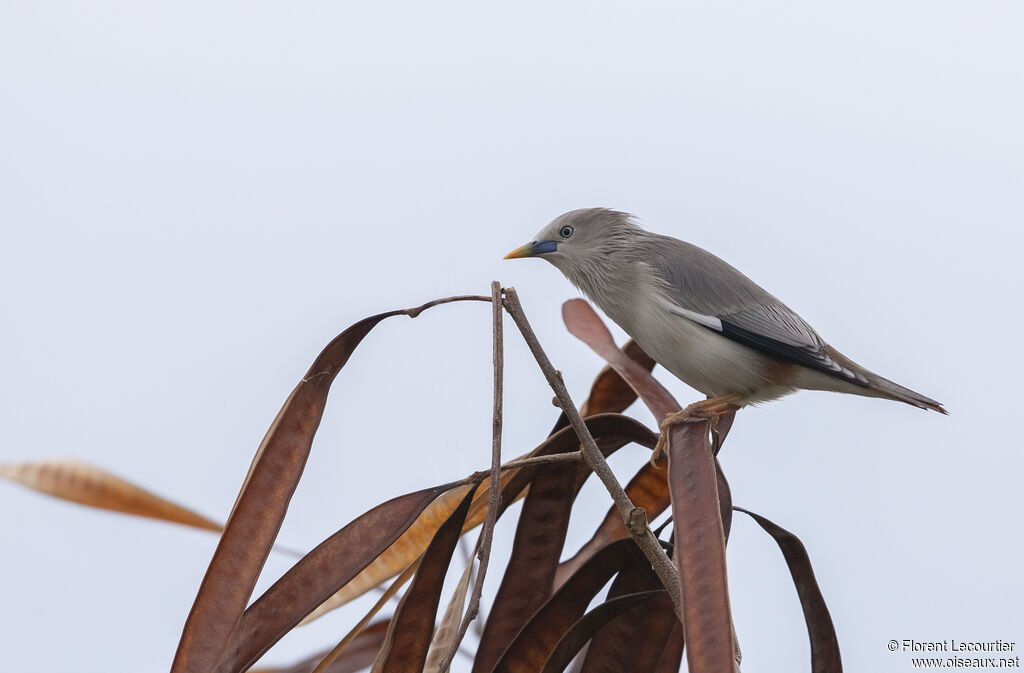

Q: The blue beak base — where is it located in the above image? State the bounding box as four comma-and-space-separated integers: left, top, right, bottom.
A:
504, 240, 558, 259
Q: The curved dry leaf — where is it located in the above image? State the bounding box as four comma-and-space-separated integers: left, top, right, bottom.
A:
424, 548, 476, 673
303, 471, 514, 624
619, 592, 680, 673
248, 620, 390, 673
653, 622, 684, 673
541, 591, 665, 673
579, 340, 655, 418
472, 460, 578, 673
578, 555, 663, 672
735, 507, 842, 673
558, 452, 733, 591
493, 540, 637, 673
313, 561, 419, 673
551, 338, 656, 440
712, 410, 736, 455
496, 415, 654, 514
174, 310, 413, 673
174, 296, 490, 673
562, 299, 679, 421
584, 560, 677, 673
717, 461, 734, 541
215, 483, 464, 673
0, 460, 221, 532
371, 486, 478, 673
667, 419, 734, 673
555, 459, 664, 589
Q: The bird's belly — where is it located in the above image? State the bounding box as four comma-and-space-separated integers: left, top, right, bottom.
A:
620, 307, 783, 400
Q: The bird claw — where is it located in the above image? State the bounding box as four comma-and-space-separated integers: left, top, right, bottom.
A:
649, 436, 667, 468
650, 408, 695, 467
653, 397, 740, 465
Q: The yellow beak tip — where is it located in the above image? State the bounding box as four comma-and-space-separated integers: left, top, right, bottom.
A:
504, 245, 532, 260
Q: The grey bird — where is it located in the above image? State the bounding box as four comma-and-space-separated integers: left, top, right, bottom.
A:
505, 208, 946, 418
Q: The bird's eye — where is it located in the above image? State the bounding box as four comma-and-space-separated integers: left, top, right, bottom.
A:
559, 226, 574, 238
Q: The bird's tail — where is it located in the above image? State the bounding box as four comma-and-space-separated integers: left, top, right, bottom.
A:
823, 345, 947, 414
864, 372, 948, 414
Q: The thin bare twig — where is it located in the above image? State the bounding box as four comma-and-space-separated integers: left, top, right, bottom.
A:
438, 282, 505, 670
501, 286, 683, 621
499, 451, 582, 471
466, 546, 486, 639
448, 451, 584, 492
403, 294, 491, 317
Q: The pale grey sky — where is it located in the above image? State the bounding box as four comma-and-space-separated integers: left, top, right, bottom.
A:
1, 2, 1022, 672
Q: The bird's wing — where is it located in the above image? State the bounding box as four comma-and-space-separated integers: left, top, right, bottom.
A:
644, 236, 869, 386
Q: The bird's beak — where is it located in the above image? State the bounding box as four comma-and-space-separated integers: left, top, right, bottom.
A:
503, 240, 558, 259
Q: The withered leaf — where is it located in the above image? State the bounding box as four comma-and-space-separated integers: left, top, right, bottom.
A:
541, 591, 665, 673
578, 554, 662, 673
424, 548, 476, 673
493, 539, 638, 673
371, 485, 478, 673
472, 459, 578, 673
579, 340, 655, 418
247, 621, 390, 673
562, 299, 679, 420
173, 310, 411, 673
667, 419, 734, 673
215, 484, 464, 673
0, 459, 221, 532
653, 622, 685, 673
736, 507, 842, 673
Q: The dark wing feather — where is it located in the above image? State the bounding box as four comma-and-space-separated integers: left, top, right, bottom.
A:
718, 308, 869, 386
644, 235, 869, 386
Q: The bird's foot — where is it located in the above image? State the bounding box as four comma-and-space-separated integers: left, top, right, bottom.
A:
650, 396, 742, 467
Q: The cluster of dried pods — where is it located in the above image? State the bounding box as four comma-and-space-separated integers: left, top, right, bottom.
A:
1, 284, 841, 673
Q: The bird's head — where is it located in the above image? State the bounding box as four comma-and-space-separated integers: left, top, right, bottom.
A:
503, 208, 640, 272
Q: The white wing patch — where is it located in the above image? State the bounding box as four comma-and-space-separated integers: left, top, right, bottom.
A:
664, 303, 723, 331
639, 262, 725, 331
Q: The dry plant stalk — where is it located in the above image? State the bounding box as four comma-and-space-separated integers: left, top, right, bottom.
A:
436, 281, 506, 670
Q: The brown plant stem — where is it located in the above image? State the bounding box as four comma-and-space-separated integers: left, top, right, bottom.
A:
448, 452, 585, 492
499, 452, 582, 471
402, 295, 492, 317
500, 286, 683, 621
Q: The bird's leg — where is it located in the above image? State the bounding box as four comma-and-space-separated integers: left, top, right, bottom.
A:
650, 395, 742, 467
